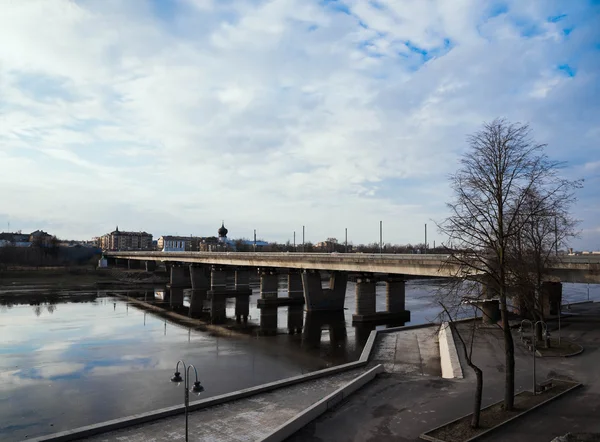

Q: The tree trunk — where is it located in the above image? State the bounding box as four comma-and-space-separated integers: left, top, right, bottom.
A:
501, 304, 515, 410
471, 365, 483, 428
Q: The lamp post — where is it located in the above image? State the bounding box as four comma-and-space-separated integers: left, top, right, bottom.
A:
532, 321, 547, 394
170, 360, 205, 442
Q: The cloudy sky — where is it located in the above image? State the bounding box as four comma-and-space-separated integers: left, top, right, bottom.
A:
0, 0, 598, 248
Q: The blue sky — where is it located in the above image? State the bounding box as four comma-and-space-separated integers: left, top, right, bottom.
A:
0, 0, 599, 249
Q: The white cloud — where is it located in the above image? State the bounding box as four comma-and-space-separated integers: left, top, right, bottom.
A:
0, 0, 598, 248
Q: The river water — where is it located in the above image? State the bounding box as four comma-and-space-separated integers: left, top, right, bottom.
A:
0, 280, 598, 441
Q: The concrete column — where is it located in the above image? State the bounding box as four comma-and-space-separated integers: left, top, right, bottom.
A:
355, 276, 376, 316
169, 287, 184, 308
190, 265, 210, 291
145, 261, 157, 272
170, 265, 188, 288
128, 259, 142, 270
327, 271, 348, 305
210, 295, 227, 324
260, 269, 279, 300
480, 299, 500, 324
235, 269, 251, 290
260, 306, 278, 335
386, 277, 406, 313
541, 281, 563, 318
235, 296, 250, 324
211, 266, 228, 291
287, 305, 304, 334
302, 270, 323, 310
189, 290, 206, 318
288, 271, 304, 299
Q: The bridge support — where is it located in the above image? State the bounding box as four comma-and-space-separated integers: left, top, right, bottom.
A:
260, 269, 279, 300
354, 276, 376, 317
170, 265, 189, 288
541, 281, 563, 318
170, 287, 184, 308
353, 274, 411, 323
302, 270, 347, 311
287, 304, 304, 334
386, 277, 406, 313
145, 260, 157, 272
188, 265, 209, 318
190, 265, 210, 291
211, 265, 228, 291
128, 259, 142, 270
288, 270, 304, 300
259, 306, 278, 335
235, 268, 251, 290
302, 310, 347, 357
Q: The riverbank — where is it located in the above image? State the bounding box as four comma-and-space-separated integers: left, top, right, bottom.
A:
0, 266, 168, 290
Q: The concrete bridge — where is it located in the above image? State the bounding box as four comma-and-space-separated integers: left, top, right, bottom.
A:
104, 252, 600, 324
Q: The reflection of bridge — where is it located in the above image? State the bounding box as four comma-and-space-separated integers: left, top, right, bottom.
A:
105, 252, 600, 325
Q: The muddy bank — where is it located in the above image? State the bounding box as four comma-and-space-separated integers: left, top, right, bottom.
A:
0, 266, 168, 290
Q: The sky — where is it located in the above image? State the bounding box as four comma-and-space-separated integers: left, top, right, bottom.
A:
0, 0, 599, 249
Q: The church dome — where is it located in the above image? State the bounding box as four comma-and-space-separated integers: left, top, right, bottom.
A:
218, 222, 228, 238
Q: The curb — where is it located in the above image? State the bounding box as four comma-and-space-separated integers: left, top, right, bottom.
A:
260, 364, 384, 442
419, 380, 583, 442
439, 322, 463, 379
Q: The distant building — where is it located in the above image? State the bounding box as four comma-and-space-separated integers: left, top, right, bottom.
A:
157, 236, 201, 252
0, 231, 34, 247
29, 230, 53, 246
100, 227, 153, 251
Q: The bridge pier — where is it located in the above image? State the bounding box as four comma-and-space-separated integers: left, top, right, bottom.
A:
259, 306, 278, 335
128, 259, 142, 270
145, 260, 157, 272
287, 304, 304, 334
386, 277, 406, 313
169, 287, 185, 308
260, 268, 279, 300
353, 274, 411, 323
211, 265, 228, 291
354, 276, 376, 317
302, 270, 347, 311
288, 270, 304, 300
302, 310, 347, 357
190, 265, 210, 290
170, 265, 189, 288
235, 268, 251, 290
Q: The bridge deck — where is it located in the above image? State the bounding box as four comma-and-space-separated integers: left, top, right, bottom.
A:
84, 367, 367, 442
105, 252, 600, 282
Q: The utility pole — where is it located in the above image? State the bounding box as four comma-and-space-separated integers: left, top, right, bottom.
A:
345, 228, 348, 253
424, 223, 427, 254
253, 229, 256, 252
302, 225, 305, 253
293, 231, 296, 251
379, 221, 383, 254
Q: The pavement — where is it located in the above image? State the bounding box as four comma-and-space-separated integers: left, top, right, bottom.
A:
84, 368, 367, 442
287, 302, 600, 442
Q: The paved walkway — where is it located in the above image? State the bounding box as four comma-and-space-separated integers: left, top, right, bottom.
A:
86, 368, 366, 442
288, 304, 600, 442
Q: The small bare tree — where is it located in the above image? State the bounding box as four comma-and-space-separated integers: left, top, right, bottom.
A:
438, 118, 579, 410
437, 278, 485, 428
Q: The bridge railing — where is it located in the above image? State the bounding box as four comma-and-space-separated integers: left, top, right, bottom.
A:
105, 251, 451, 261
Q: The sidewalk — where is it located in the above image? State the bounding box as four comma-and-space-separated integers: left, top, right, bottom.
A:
287, 305, 600, 442
85, 368, 367, 442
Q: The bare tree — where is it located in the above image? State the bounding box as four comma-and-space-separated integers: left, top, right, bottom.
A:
438, 118, 579, 410
437, 280, 485, 428
509, 185, 580, 341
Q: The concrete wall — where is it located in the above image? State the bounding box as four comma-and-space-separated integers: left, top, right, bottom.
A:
438, 322, 463, 379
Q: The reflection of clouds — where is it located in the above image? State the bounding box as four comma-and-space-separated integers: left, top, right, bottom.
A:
35, 341, 73, 352
37, 362, 86, 379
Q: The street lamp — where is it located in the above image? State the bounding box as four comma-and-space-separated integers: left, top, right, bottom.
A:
170, 360, 205, 442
